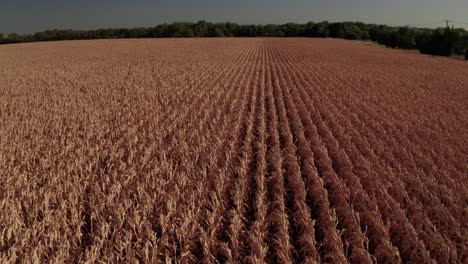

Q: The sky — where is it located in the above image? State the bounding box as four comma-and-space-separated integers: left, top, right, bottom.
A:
1, 0, 468, 34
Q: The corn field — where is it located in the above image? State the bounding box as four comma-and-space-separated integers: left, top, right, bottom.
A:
0, 38, 467, 263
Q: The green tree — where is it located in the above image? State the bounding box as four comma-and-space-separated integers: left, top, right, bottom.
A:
396, 27, 416, 49
312, 22, 330, 37
416, 28, 458, 56
329, 23, 345, 38
193, 20, 209, 37
33, 31, 49, 41
223, 23, 239, 37
303, 22, 315, 37
6, 33, 23, 43
280, 23, 303, 37
155, 24, 170, 37
212, 27, 225, 37
361, 30, 371, 40
127, 28, 148, 38
1, 20, 467, 59
343, 23, 363, 40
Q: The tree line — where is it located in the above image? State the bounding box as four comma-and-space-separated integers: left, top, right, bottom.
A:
1, 21, 467, 58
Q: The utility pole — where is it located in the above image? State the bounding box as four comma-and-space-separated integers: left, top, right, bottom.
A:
444, 20, 453, 28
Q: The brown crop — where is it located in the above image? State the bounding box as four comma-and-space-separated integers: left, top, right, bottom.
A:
0, 38, 467, 263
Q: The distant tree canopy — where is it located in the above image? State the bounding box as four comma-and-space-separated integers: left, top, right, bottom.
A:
1, 21, 467, 58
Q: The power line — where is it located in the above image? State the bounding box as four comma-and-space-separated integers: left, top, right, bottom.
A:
405, 20, 468, 29
403, 22, 443, 28
451, 20, 468, 26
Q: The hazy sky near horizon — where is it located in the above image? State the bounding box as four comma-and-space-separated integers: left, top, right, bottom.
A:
1, 0, 467, 33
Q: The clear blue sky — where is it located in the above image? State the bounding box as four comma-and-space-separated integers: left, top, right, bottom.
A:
1, 0, 467, 33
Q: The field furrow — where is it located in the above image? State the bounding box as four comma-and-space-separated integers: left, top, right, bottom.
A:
272, 45, 376, 264
243, 41, 270, 263
269, 41, 402, 263
269, 45, 322, 263
278, 45, 435, 263
158, 45, 258, 262
263, 44, 295, 263
185, 44, 258, 262
294, 54, 465, 262
207, 43, 262, 262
